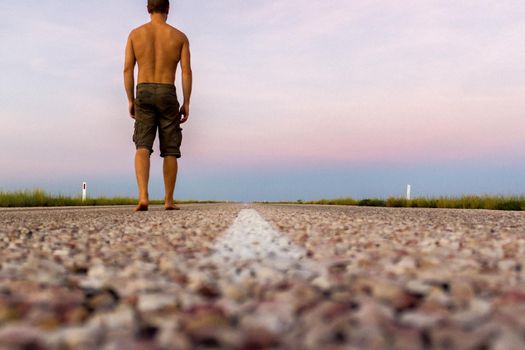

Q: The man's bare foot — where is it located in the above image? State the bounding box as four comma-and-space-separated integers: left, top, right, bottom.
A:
135, 202, 149, 212
165, 200, 181, 211
165, 204, 181, 211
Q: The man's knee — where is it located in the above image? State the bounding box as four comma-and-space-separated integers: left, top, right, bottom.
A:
136, 147, 152, 156
162, 155, 179, 160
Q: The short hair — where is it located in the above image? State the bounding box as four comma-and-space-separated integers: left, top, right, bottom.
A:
148, 0, 170, 14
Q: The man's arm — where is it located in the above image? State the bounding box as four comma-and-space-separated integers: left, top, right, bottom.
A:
124, 33, 136, 118
179, 36, 192, 123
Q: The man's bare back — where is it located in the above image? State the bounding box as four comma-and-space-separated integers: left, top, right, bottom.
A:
123, 0, 192, 212
131, 22, 187, 84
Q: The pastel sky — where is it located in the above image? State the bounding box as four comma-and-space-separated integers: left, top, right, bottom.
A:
1, 1, 524, 201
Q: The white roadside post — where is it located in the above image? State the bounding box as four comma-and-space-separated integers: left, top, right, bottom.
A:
406, 184, 411, 201
82, 182, 87, 202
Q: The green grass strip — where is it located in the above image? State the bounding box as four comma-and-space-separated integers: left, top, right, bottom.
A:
259, 195, 525, 211
0, 189, 222, 208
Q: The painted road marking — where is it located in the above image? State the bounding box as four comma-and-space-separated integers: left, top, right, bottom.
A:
207, 209, 322, 283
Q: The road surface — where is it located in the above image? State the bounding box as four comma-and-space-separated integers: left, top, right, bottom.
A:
1, 204, 525, 349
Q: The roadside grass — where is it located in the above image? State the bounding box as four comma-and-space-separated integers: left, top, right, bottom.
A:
0, 189, 222, 208
261, 195, 525, 211
4, 190, 523, 211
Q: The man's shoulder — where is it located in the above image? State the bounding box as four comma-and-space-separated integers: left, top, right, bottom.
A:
130, 23, 149, 35
166, 24, 188, 41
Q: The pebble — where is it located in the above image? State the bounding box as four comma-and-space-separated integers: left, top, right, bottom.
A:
399, 311, 441, 328
137, 293, 177, 313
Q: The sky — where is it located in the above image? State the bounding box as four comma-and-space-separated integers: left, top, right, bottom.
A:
1, 0, 524, 201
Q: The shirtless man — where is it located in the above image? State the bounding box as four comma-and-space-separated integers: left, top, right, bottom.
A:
124, 0, 192, 211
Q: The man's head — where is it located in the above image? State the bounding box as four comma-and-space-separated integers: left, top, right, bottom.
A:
148, 0, 170, 14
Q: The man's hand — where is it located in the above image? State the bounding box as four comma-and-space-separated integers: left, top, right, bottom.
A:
129, 100, 135, 119
179, 103, 190, 124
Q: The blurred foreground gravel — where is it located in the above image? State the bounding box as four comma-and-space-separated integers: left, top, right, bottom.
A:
1, 204, 525, 349
257, 205, 525, 349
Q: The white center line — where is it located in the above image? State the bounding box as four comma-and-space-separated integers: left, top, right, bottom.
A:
207, 209, 322, 283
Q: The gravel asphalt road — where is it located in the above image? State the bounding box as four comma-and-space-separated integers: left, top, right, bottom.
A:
1, 204, 524, 349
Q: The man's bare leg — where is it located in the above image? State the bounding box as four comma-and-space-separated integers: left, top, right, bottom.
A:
135, 149, 151, 211
163, 156, 180, 210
